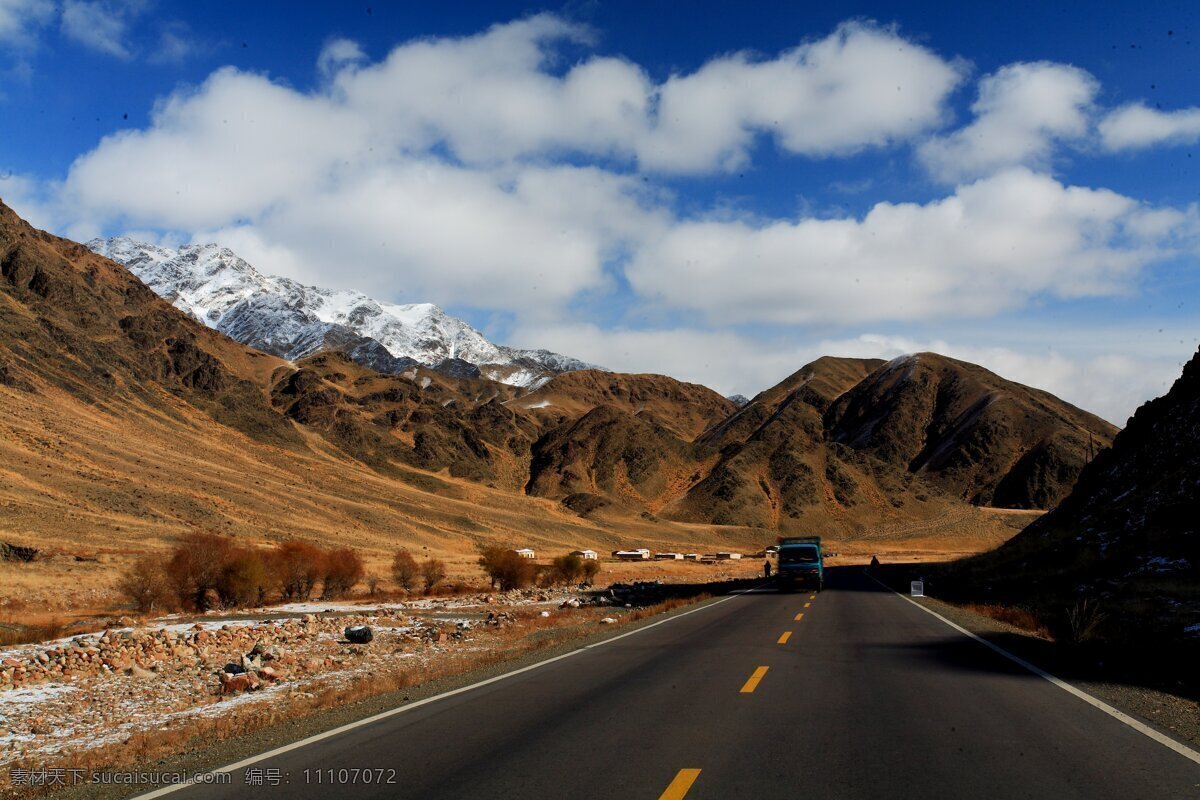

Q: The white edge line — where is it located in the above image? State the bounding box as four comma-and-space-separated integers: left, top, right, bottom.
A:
868, 571, 1200, 767
135, 588, 755, 798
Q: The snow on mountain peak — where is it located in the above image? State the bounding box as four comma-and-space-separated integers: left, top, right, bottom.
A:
87, 237, 601, 387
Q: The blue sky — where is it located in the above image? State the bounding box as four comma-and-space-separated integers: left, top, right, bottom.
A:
1, 1, 1198, 423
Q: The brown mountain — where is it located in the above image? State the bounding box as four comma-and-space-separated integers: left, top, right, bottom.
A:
971, 347, 1200, 605
665, 356, 957, 534
516, 369, 737, 440
826, 353, 1118, 509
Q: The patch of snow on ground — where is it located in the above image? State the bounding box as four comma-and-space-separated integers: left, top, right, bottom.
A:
0, 683, 79, 708
524, 399, 553, 409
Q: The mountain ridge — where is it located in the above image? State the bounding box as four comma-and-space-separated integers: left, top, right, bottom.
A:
87, 236, 602, 389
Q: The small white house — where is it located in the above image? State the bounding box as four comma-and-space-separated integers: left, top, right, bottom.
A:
683, 553, 701, 560
614, 549, 651, 561
715, 552, 743, 560
653, 552, 683, 560
571, 549, 598, 560
512, 548, 536, 559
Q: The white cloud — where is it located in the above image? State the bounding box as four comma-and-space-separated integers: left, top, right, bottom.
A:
919, 62, 1098, 182
149, 26, 194, 65
61, 0, 133, 59
328, 17, 959, 171
1099, 103, 1200, 151
0, 0, 53, 45
317, 37, 365, 80
627, 168, 1194, 326
51, 17, 963, 312
0, 172, 57, 230
191, 162, 666, 313
637, 22, 964, 171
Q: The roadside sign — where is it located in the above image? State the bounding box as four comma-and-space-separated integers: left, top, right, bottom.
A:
910, 580, 924, 597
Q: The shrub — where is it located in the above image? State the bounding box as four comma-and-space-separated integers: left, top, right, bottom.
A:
421, 558, 447, 594
321, 547, 365, 599
391, 550, 420, 592
1059, 598, 1107, 645
547, 554, 585, 586
582, 559, 601, 585
478, 545, 536, 591
165, 533, 235, 611
273, 541, 325, 602
118, 555, 173, 613
219, 549, 271, 608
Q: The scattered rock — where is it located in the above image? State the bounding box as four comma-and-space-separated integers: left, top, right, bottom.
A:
345, 625, 373, 644
600, 617, 617, 624
126, 665, 158, 680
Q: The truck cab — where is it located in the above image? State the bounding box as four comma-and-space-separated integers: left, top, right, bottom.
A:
775, 536, 823, 592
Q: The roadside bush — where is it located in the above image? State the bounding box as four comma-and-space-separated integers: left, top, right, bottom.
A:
118, 554, 174, 613
165, 532, 234, 611
421, 558, 447, 594
273, 541, 325, 602
391, 550, 420, 592
478, 545, 536, 591
1057, 598, 1107, 646
218, 548, 271, 608
582, 559, 601, 585
546, 554, 585, 586
321, 547, 365, 599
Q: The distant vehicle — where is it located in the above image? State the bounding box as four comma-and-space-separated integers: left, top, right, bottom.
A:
776, 536, 823, 592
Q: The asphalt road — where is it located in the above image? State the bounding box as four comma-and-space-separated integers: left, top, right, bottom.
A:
147, 568, 1200, 799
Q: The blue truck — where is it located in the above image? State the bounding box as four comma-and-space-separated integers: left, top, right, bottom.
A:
775, 536, 823, 592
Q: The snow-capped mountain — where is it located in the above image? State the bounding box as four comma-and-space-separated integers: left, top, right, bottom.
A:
87, 237, 602, 388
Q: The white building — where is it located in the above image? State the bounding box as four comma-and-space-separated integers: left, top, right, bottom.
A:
512, 548, 536, 559
613, 549, 651, 561
715, 552, 743, 560
571, 549, 598, 560
653, 552, 683, 560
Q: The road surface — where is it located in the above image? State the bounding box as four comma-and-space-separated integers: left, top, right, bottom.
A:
146, 568, 1200, 799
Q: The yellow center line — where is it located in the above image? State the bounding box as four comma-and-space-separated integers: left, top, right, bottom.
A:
740, 666, 769, 693
659, 768, 702, 800
794, 612, 804, 621
777, 631, 792, 644
803, 602, 812, 608
809, 594, 816, 600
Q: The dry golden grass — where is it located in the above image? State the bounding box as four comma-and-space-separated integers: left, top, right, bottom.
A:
961, 602, 1052, 639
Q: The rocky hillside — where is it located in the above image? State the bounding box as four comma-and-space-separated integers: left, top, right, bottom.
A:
974, 347, 1199, 609
826, 353, 1117, 509
516, 370, 737, 440
0, 200, 294, 446
88, 237, 600, 388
